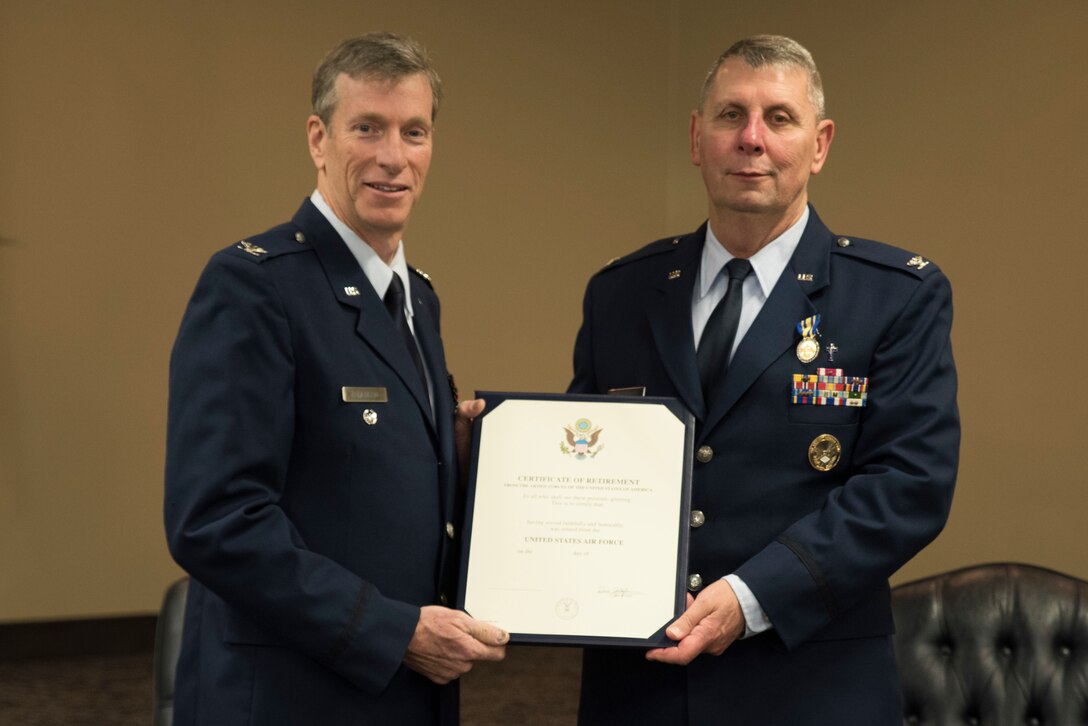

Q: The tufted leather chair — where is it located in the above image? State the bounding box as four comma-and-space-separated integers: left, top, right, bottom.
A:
153, 577, 189, 726
892, 563, 1088, 726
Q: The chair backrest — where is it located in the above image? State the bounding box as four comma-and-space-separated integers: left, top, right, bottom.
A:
892, 563, 1088, 726
152, 577, 189, 726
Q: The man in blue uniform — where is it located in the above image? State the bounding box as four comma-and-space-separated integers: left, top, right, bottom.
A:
570, 35, 959, 724
165, 33, 506, 725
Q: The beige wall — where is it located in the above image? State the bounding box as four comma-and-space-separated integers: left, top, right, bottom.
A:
0, 0, 1084, 621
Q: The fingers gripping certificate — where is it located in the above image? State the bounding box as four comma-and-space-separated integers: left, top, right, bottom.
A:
458, 393, 694, 647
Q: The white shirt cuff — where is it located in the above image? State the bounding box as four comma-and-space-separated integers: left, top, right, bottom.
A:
723, 574, 773, 637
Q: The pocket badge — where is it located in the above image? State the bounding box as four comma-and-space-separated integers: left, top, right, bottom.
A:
808, 434, 841, 472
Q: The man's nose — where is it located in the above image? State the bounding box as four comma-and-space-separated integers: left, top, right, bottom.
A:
737, 117, 765, 154
376, 133, 407, 170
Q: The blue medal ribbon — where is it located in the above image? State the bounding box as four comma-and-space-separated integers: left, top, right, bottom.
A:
796, 314, 821, 338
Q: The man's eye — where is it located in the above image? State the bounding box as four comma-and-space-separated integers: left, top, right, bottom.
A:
720, 110, 741, 121
355, 124, 375, 134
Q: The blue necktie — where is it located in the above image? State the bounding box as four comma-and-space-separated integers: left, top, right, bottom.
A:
697, 258, 752, 400
383, 274, 427, 388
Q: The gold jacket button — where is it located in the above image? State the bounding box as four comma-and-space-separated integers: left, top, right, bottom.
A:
696, 445, 714, 463
690, 510, 706, 528
687, 573, 704, 591
294, 231, 306, 244
439, 593, 448, 606
445, 522, 456, 540
837, 237, 851, 248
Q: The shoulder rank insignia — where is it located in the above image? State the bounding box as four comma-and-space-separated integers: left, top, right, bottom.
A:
414, 267, 431, 281
237, 240, 268, 257
907, 255, 930, 270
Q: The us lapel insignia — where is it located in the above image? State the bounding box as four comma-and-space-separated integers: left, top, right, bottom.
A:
344, 286, 361, 296
237, 240, 268, 257
667, 269, 682, 280
907, 255, 930, 270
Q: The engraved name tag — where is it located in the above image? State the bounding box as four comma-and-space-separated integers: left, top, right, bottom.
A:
341, 386, 388, 403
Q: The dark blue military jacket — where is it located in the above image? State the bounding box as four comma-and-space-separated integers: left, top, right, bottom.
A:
570, 207, 959, 725
165, 199, 460, 725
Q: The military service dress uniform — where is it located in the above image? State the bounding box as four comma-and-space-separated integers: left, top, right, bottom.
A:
165, 199, 461, 725
569, 206, 959, 725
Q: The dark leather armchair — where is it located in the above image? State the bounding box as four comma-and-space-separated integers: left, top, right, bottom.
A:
153, 577, 189, 726
892, 563, 1088, 726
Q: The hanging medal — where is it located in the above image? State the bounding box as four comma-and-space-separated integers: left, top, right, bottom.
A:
796, 314, 821, 364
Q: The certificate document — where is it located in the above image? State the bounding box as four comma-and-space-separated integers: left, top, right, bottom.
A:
458, 392, 694, 647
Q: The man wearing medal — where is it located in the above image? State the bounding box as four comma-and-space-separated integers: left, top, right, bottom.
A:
569, 35, 959, 724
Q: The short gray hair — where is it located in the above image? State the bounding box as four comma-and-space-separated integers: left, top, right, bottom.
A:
312, 32, 443, 124
698, 35, 825, 120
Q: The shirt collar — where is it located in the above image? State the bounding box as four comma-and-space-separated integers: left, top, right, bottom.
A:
310, 189, 415, 317
698, 206, 810, 300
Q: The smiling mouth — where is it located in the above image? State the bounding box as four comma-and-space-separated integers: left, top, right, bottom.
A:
365, 182, 409, 193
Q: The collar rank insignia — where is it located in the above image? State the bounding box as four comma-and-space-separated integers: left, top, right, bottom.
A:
237, 240, 268, 257
907, 255, 930, 270
344, 286, 360, 296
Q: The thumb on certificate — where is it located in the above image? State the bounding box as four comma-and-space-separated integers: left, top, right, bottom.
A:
464, 617, 509, 647
666, 597, 708, 641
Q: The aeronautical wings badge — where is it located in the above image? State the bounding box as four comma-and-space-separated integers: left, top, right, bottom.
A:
560, 418, 603, 459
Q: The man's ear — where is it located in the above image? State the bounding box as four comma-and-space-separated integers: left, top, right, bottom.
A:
690, 110, 702, 167
810, 118, 835, 175
307, 115, 327, 171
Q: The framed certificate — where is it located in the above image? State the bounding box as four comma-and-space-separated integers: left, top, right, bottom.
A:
457, 392, 694, 648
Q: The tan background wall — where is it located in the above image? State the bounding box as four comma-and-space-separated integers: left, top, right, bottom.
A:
0, 0, 1084, 622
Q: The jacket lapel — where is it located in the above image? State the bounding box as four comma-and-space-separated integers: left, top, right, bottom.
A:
292, 200, 436, 432
646, 227, 707, 422
701, 207, 833, 436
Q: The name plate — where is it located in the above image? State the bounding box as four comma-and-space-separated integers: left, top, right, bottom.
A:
458, 392, 694, 648
341, 386, 388, 403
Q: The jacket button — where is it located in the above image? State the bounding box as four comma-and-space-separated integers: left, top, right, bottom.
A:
445, 522, 456, 539
687, 573, 703, 591
837, 237, 851, 248
696, 446, 713, 463
690, 510, 706, 528
439, 593, 448, 606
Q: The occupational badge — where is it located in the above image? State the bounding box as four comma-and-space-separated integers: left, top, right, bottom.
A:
808, 434, 841, 472
796, 314, 821, 363
560, 418, 603, 459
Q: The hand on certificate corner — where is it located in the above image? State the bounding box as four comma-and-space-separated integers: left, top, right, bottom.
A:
404, 606, 508, 684
454, 398, 486, 484
645, 579, 746, 665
